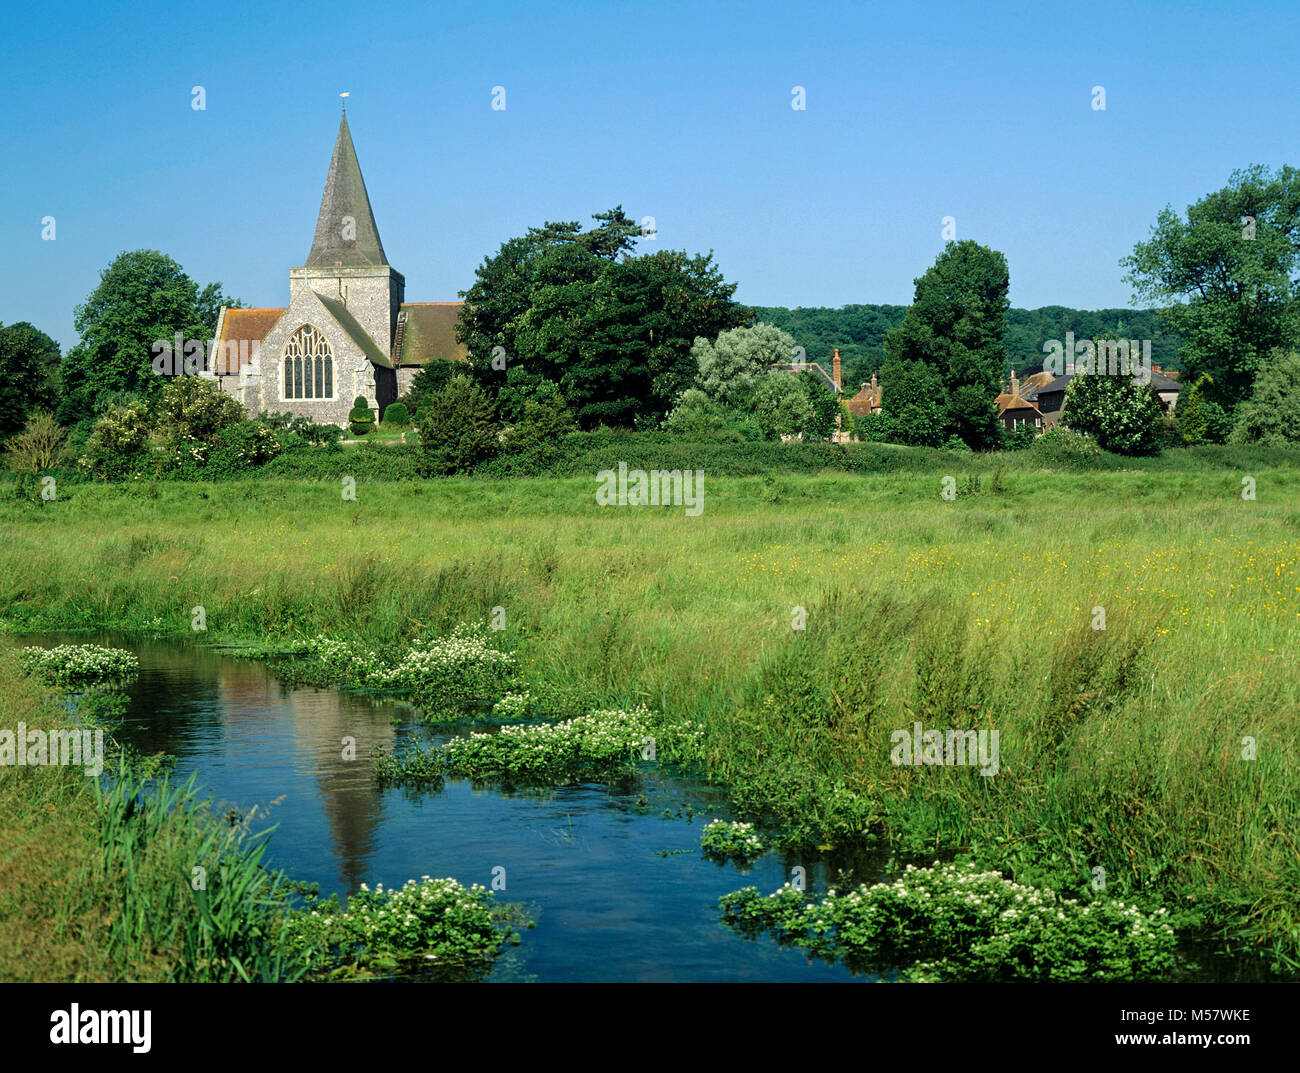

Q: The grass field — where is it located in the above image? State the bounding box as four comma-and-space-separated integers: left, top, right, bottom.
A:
2, 456, 1298, 968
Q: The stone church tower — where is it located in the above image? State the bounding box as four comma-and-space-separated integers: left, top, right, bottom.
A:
205, 110, 467, 425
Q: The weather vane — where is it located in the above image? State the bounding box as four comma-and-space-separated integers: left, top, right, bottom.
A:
340, 91, 349, 113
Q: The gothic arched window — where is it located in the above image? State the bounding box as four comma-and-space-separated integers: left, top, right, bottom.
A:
282, 325, 334, 400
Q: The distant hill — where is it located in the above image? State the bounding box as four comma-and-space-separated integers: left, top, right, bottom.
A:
750, 304, 1182, 390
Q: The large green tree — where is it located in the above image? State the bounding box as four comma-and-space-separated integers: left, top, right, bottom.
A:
57, 250, 238, 426
1229, 350, 1300, 446
884, 240, 1010, 448
459, 208, 749, 427
0, 322, 61, 439
1122, 165, 1300, 411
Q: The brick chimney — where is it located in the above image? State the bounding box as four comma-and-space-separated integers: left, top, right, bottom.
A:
1010, 369, 1019, 395
832, 348, 842, 391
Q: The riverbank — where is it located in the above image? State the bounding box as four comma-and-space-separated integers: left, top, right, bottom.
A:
2, 467, 1297, 969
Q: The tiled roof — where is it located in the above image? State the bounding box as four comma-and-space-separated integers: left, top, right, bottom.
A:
769, 362, 838, 391
847, 380, 882, 417
397, 302, 469, 366
212, 308, 284, 373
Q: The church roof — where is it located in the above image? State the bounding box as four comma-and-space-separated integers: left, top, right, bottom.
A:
396, 302, 469, 366
305, 113, 389, 268
316, 293, 393, 368
211, 307, 285, 373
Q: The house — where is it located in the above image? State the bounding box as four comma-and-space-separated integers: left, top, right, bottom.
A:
996, 369, 1051, 434
846, 373, 883, 418
1019, 364, 1182, 431
203, 109, 467, 425
769, 348, 857, 442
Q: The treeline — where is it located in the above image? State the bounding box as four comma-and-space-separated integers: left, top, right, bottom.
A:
752, 303, 1182, 387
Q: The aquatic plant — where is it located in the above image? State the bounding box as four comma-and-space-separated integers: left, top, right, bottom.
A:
700, 819, 764, 861
20, 644, 139, 687
281, 876, 520, 979
719, 860, 1180, 981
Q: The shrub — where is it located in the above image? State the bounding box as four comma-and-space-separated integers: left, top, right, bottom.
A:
499, 398, 578, 469
383, 402, 410, 427
1229, 350, 1300, 447
349, 396, 375, 436
1062, 371, 1163, 455
79, 401, 153, 480
416, 374, 498, 475
1028, 425, 1105, 469
1002, 424, 1037, 450
208, 421, 282, 476
4, 411, 67, 474
157, 376, 244, 444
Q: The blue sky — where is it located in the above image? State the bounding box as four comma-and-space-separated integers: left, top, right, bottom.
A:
3, 0, 1298, 351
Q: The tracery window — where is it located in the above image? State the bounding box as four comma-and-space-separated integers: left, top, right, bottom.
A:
282, 325, 334, 400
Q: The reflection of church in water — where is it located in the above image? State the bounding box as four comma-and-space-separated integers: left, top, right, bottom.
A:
212, 660, 398, 891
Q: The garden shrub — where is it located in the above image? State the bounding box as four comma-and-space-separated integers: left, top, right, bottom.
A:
382, 402, 410, 427
349, 396, 375, 436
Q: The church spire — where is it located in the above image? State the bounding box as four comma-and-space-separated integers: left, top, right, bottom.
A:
305, 111, 389, 268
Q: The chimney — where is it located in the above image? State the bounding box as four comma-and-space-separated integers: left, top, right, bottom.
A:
1010, 369, 1019, 395
832, 348, 842, 391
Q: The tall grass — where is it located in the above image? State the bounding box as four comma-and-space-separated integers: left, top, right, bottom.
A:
2, 463, 1297, 962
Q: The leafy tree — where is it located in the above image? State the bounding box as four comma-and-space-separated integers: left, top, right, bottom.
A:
876, 359, 947, 446
459, 209, 748, 426
0, 322, 61, 439
416, 374, 499, 475
884, 240, 1010, 448
1122, 165, 1300, 411
693, 322, 798, 407
57, 250, 239, 426
1229, 350, 1300, 446
664, 388, 737, 439
752, 373, 813, 440
1175, 373, 1214, 444
800, 370, 842, 439
1062, 372, 1163, 455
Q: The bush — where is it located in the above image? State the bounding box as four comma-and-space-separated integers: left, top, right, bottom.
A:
4, 411, 67, 474
208, 421, 282, 476
1002, 424, 1037, 450
1229, 350, 1300, 447
1028, 425, 1105, 469
79, 401, 153, 480
416, 374, 498, 475
259, 411, 345, 450
1062, 372, 1163, 456
383, 402, 410, 427
349, 396, 375, 436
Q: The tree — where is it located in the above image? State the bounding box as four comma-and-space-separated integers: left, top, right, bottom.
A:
416, 374, 499, 475
156, 376, 244, 445
1062, 372, 1163, 455
693, 322, 798, 407
1229, 350, 1300, 446
884, 240, 1010, 448
800, 370, 842, 439
1122, 165, 1300, 411
500, 397, 577, 467
0, 322, 61, 439
876, 359, 947, 446
752, 373, 814, 440
57, 250, 238, 426
458, 209, 748, 427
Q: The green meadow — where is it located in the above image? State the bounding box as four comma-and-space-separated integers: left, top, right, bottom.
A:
2, 455, 1298, 969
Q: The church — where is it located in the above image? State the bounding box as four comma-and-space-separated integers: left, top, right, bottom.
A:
204, 110, 467, 425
